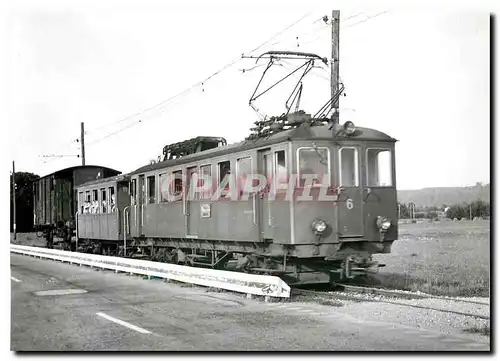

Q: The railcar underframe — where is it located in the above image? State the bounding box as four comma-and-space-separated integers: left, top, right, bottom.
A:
76, 236, 393, 284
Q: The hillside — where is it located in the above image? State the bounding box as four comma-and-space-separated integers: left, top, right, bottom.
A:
397, 183, 490, 207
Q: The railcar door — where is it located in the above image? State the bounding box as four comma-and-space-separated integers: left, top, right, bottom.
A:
257, 149, 273, 240
138, 175, 145, 236
336, 146, 364, 237
186, 166, 198, 237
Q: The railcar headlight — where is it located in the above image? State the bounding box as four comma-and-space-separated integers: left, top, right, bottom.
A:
376, 216, 391, 231
344, 121, 356, 135
312, 219, 327, 234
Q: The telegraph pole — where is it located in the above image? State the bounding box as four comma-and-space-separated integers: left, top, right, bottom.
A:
12, 161, 16, 240
80, 122, 86, 166
331, 10, 340, 125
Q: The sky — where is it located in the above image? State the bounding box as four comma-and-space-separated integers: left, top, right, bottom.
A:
4, 1, 491, 190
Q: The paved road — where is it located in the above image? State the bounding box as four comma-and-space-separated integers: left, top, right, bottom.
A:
11, 254, 489, 351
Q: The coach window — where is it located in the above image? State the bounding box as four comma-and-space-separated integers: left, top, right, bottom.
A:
131, 179, 137, 205
366, 148, 393, 187
147, 176, 156, 204
236, 157, 252, 195
339, 147, 359, 187
100, 188, 107, 213
199, 165, 212, 199
109, 186, 116, 212
218, 161, 231, 196
91, 189, 99, 214
297, 147, 331, 186
78, 192, 84, 214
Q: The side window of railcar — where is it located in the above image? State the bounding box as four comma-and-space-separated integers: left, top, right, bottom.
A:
274, 150, 287, 185
218, 161, 231, 197
366, 149, 393, 187
100, 188, 107, 213
158, 174, 168, 202
297, 147, 330, 186
339, 147, 359, 187
172, 170, 183, 198
147, 176, 156, 204
236, 157, 252, 195
199, 165, 212, 199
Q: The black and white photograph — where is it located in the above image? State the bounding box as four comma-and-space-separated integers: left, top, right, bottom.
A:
6, 0, 491, 352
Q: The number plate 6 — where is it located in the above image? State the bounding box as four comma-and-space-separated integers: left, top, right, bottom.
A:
346, 198, 354, 210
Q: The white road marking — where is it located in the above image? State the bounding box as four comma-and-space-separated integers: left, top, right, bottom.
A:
420, 334, 440, 339
96, 312, 152, 334
34, 289, 88, 296
10, 277, 21, 283
282, 307, 306, 311
440, 338, 463, 343
465, 343, 489, 348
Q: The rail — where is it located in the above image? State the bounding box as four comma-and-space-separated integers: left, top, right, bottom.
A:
335, 283, 490, 306
293, 288, 489, 320
10, 244, 291, 299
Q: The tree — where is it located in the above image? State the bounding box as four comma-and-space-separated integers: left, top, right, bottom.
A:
10, 172, 40, 232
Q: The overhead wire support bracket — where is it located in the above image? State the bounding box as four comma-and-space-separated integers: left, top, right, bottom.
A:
242, 50, 328, 65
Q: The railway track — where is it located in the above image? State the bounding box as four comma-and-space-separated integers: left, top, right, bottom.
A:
292, 285, 490, 320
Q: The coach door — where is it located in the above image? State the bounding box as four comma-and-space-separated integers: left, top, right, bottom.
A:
257, 149, 273, 241
138, 175, 145, 236
337, 147, 364, 237
186, 166, 198, 238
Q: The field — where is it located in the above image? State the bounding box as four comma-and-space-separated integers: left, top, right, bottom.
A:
372, 220, 490, 297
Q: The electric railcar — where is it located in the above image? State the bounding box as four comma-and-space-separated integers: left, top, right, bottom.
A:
74, 114, 398, 285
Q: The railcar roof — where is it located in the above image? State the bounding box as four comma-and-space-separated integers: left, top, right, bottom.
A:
130, 124, 396, 175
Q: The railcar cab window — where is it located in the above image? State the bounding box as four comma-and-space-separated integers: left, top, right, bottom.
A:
147, 176, 156, 204
339, 147, 359, 187
218, 161, 231, 197
236, 157, 252, 195
297, 147, 331, 186
366, 148, 393, 187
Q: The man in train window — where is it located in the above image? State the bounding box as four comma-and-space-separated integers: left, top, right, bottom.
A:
110, 195, 116, 212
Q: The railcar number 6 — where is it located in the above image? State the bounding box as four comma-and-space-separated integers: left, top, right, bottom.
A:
346, 198, 354, 210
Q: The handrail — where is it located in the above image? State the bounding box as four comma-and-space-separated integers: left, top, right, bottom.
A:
75, 212, 79, 251
123, 206, 130, 257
